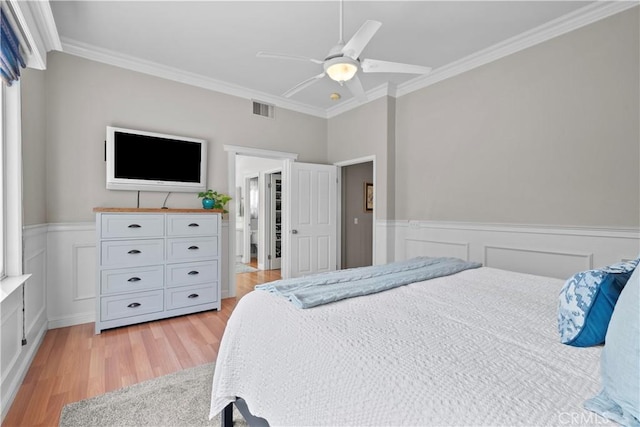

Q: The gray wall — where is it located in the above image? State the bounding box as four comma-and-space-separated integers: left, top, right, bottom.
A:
23, 7, 640, 228
21, 68, 47, 227
395, 7, 640, 227
341, 161, 373, 268
328, 97, 394, 219
41, 53, 327, 223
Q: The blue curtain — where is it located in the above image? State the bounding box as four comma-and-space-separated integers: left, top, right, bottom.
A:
0, 7, 26, 86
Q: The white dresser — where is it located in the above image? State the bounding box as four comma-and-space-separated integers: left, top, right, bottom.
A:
94, 208, 222, 334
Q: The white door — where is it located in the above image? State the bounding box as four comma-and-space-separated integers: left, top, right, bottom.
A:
284, 161, 337, 278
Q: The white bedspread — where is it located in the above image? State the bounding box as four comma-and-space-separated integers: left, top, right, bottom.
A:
210, 267, 606, 426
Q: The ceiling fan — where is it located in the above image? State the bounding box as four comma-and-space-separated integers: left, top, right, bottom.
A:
257, 1, 432, 102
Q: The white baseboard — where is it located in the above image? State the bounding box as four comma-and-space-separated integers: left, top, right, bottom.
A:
47, 312, 95, 330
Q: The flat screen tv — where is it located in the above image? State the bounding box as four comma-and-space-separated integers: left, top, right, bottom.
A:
106, 126, 207, 193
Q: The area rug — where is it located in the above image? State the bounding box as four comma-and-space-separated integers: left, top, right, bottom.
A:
236, 262, 259, 273
59, 363, 246, 427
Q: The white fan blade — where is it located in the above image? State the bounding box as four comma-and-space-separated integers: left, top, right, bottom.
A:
257, 51, 323, 65
341, 20, 382, 60
345, 74, 367, 102
361, 58, 432, 75
283, 72, 326, 98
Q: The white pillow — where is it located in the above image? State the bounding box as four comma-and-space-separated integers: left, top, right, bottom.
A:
583, 264, 640, 426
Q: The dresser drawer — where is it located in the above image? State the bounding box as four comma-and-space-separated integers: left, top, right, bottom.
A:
165, 283, 216, 310
101, 214, 164, 239
166, 237, 218, 262
101, 265, 164, 295
101, 239, 164, 267
165, 260, 218, 288
100, 290, 164, 321
166, 215, 219, 237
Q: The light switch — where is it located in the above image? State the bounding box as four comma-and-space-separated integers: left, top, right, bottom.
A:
354, 217, 358, 225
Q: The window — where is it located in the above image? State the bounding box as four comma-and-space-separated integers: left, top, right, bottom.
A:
0, 1, 34, 300
0, 79, 27, 299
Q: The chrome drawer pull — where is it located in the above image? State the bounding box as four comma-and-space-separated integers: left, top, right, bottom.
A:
187, 246, 199, 250
127, 302, 141, 308
127, 249, 141, 254
187, 293, 199, 299
188, 270, 199, 275
188, 223, 200, 227
128, 224, 142, 228
127, 277, 141, 282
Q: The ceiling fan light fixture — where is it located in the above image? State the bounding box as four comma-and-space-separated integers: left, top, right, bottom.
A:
324, 57, 358, 82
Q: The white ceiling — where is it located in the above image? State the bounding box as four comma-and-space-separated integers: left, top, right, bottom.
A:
50, 1, 618, 117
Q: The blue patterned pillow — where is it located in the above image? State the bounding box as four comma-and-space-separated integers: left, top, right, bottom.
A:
558, 259, 638, 347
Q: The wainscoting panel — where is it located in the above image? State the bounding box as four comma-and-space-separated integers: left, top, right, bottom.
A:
405, 238, 469, 261
0, 295, 22, 421
484, 245, 593, 279
47, 223, 96, 329
390, 220, 639, 279
46, 221, 231, 329
1, 225, 49, 421
1, 296, 21, 385
72, 243, 96, 302
24, 248, 47, 337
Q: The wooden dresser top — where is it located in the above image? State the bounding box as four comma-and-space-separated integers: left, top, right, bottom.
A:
93, 207, 224, 213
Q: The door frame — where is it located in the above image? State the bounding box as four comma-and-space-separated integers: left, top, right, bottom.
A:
334, 155, 376, 270
224, 145, 298, 297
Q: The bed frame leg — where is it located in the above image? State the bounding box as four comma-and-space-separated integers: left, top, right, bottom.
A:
222, 402, 234, 427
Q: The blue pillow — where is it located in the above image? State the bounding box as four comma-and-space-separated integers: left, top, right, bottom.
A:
584, 264, 640, 426
558, 259, 638, 347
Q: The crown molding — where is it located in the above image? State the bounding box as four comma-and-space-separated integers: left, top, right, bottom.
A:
396, 1, 639, 98
60, 1, 638, 119
60, 37, 328, 119
7, 0, 61, 70
25, 0, 61, 52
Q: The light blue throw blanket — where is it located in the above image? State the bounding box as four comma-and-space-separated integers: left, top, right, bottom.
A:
256, 256, 482, 308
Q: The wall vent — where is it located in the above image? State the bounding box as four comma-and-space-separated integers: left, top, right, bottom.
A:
252, 100, 274, 118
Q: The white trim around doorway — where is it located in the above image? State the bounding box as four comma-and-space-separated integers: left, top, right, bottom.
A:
333, 155, 376, 269
224, 145, 299, 297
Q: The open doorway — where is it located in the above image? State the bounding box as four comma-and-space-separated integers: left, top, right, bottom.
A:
225, 145, 298, 299
235, 155, 282, 273
341, 161, 374, 268
225, 145, 341, 298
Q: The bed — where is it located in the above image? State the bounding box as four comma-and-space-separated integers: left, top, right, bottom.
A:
209, 260, 610, 426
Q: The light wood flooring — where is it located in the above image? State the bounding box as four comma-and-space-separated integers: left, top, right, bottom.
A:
2, 260, 280, 427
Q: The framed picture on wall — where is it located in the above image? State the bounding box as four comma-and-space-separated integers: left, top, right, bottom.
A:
364, 182, 373, 212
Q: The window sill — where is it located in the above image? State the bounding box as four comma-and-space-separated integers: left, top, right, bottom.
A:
0, 274, 31, 304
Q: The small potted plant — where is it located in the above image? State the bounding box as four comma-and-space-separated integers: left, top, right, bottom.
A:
198, 189, 232, 212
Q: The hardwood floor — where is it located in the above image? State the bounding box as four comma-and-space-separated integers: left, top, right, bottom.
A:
2, 261, 280, 427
